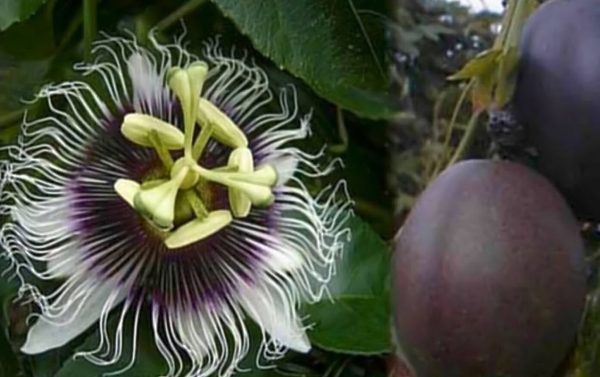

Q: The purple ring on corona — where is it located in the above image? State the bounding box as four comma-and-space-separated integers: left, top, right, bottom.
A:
0, 32, 352, 377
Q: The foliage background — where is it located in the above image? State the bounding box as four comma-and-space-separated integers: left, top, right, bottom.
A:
0, 0, 597, 376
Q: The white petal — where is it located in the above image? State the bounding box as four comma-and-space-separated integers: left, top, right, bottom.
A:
238, 279, 310, 353
21, 275, 128, 354
267, 155, 298, 186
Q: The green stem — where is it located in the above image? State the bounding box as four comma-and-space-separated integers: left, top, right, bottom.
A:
45, 0, 59, 46
329, 107, 349, 154
149, 131, 174, 169
155, 0, 209, 31
193, 165, 228, 186
504, 0, 532, 51
57, 9, 83, 54
493, 0, 516, 50
448, 111, 482, 166
184, 189, 208, 218
0, 109, 25, 129
83, 0, 97, 62
192, 123, 213, 160
431, 79, 474, 179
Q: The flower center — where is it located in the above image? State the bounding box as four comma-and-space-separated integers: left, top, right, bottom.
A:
113, 61, 278, 249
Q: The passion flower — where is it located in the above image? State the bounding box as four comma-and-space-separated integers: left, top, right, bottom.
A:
0, 33, 351, 376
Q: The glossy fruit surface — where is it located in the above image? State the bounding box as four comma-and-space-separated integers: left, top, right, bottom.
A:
513, 0, 600, 220
393, 160, 587, 377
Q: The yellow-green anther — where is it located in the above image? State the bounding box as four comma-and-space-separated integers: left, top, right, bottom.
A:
227, 147, 252, 217
165, 210, 232, 249
114, 179, 140, 207
121, 113, 185, 149
195, 167, 275, 206
141, 179, 167, 190
168, 67, 194, 156
227, 165, 278, 187
197, 98, 248, 148
226, 180, 274, 206
230, 147, 253, 171
133, 167, 189, 229
193, 148, 276, 209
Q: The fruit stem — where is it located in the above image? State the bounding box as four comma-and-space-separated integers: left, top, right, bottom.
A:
495, 0, 536, 53
448, 110, 482, 166
431, 80, 475, 179
155, 0, 208, 31
83, 0, 97, 62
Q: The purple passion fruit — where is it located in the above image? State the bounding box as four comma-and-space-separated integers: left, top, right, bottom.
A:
393, 160, 587, 377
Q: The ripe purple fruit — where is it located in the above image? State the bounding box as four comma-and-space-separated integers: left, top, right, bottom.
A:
513, 0, 600, 221
393, 160, 587, 377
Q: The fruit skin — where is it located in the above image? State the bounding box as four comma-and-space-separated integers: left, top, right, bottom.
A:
393, 160, 587, 377
512, 0, 600, 221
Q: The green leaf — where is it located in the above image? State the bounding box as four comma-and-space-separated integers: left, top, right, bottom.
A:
305, 296, 390, 355
0, 0, 48, 31
0, 54, 49, 114
0, 259, 23, 377
211, 0, 398, 119
304, 215, 392, 355
326, 215, 391, 298
447, 49, 500, 81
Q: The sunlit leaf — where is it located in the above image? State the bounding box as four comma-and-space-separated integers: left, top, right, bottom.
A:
448, 49, 500, 81
211, 0, 398, 119
0, 0, 48, 31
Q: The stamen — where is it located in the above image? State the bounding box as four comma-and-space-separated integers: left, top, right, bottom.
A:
133, 167, 189, 230
193, 165, 275, 207
149, 131, 174, 169
227, 147, 252, 218
121, 113, 184, 149
196, 98, 248, 154
226, 165, 278, 186
168, 62, 209, 158
187, 61, 209, 129
165, 210, 233, 249
170, 157, 200, 190
167, 68, 193, 154
191, 122, 213, 160
183, 189, 209, 218
113, 179, 141, 207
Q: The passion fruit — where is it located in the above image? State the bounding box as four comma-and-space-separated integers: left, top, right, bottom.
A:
513, 0, 600, 221
393, 160, 587, 377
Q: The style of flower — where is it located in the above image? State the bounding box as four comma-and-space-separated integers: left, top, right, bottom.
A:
0, 32, 351, 376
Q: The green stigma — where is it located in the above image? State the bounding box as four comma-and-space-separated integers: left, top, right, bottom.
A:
113, 61, 277, 249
